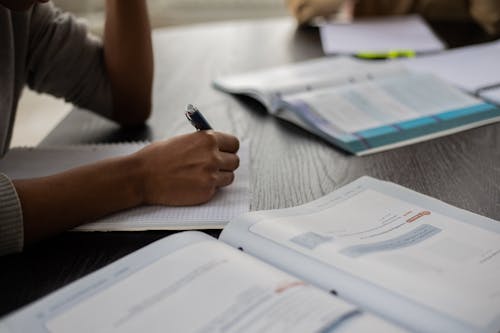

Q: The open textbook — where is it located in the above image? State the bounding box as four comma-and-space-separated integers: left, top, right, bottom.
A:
2, 177, 499, 333
0, 143, 250, 231
214, 57, 500, 155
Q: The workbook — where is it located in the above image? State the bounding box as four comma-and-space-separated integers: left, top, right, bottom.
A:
0, 143, 250, 230
2, 177, 499, 333
214, 57, 500, 155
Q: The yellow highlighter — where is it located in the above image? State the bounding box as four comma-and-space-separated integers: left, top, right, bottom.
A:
356, 50, 416, 59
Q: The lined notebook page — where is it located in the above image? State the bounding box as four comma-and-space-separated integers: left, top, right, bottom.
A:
0, 142, 250, 230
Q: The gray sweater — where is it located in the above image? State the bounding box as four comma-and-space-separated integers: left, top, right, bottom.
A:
0, 3, 112, 256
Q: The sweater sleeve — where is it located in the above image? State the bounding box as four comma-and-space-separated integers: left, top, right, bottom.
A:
0, 173, 23, 256
25, 2, 113, 118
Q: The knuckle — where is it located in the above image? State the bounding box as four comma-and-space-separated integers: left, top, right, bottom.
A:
200, 171, 217, 188
202, 158, 219, 173
213, 153, 223, 166
204, 151, 221, 168
202, 131, 218, 148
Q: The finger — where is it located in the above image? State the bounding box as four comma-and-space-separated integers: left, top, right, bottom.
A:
218, 152, 240, 171
216, 171, 235, 187
213, 132, 239, 153
297, 4, 316, 25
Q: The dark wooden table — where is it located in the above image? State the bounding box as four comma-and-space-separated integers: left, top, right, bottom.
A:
1, 17, 499, 317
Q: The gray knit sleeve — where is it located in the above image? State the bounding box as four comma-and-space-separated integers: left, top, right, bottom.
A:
26, 2, 113, 118
0, 173, 23, 256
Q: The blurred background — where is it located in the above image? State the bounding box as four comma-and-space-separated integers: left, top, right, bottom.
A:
12, 0, 288, 147
54, 0, 286, 32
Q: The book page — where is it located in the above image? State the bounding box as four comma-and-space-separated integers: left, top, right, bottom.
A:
320, 15, 444, 55
213, 57, 406, 113
220, 177, 500, 333
0, 142, 250, 230
401, 39, 500, 93
1, 232, 406, 333
282, 72, 480, 134
278, 71, 500, 155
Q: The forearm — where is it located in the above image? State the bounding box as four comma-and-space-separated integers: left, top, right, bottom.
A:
10, 131, 240, 247
13, 155, 144, 244
104, 0, 153, 125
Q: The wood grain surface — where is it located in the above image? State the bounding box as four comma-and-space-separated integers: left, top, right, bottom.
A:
1, 17, 498, 317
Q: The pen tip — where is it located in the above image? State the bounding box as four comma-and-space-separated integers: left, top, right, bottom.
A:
187, 104, 195, 112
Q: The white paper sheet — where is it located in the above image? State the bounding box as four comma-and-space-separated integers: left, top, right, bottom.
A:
320, 15, 444, 55
401, 40, 500, 93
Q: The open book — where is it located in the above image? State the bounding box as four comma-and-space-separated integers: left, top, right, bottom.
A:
0, 143, 250, 231
2, 177, 499, 333
214, 57, 500, 155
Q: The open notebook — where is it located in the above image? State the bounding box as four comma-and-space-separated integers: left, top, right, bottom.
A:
214, 57, 500, 155
0, 143, 250, 230
2, 177, 499, 333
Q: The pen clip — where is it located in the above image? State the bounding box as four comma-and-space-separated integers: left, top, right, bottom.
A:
185, 104, 213, 131
185, 103, 197, 120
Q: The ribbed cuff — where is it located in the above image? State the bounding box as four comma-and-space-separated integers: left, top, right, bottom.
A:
0, 173, 24, 256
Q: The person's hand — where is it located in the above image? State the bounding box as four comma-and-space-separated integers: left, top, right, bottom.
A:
286, 0, 345, 25
132, 131, 240, 206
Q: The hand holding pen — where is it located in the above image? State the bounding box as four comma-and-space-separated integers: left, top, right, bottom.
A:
133, 104, 239, 206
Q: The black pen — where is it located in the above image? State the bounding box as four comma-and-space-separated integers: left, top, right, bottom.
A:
185, 104, 213, 130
